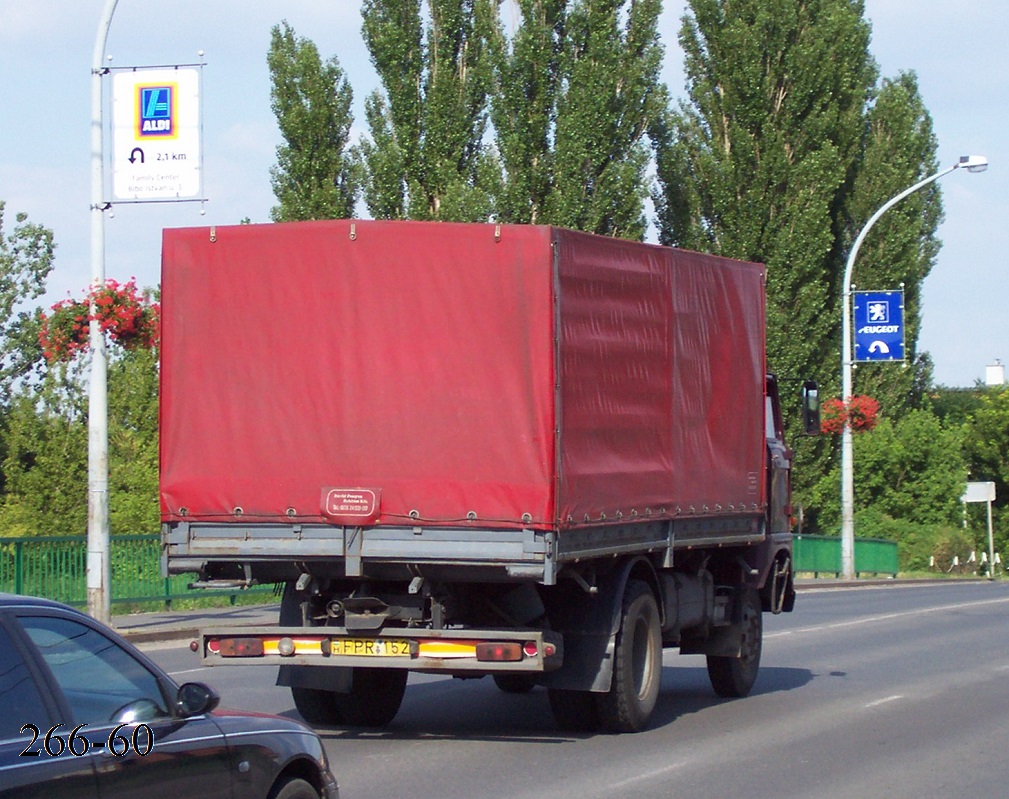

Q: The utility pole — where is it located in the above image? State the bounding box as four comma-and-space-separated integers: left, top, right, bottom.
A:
88, 0, 120, 624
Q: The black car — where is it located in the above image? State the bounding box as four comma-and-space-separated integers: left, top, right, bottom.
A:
0, 594, 338, 799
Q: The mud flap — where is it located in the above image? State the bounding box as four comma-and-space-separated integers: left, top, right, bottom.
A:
540, 560, 654, 692
276, 581, 354, 693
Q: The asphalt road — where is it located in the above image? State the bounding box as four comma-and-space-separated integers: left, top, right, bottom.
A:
144, 581, 1009, 799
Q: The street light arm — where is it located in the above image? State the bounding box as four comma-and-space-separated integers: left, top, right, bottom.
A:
839, 156, 987, 580
843, 162, 959, 305
840, 161, 959, 399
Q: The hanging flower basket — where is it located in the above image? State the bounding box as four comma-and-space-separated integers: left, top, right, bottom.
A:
39, 279, 160, 364
820, 395, 879, 435
38, 299, 91, 363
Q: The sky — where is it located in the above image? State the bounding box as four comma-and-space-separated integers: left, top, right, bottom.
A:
0, 0, 1005, 388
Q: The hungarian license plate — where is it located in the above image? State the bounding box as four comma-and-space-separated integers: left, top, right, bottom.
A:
330, 638, 412, 657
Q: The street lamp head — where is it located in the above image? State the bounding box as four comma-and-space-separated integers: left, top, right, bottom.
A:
959, 154, 989, 173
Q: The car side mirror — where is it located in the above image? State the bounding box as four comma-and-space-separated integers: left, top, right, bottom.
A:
176, 682, 221, 717
801, 381, 820, 435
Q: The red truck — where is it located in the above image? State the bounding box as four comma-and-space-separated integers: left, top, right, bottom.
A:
160, 220, 817, 733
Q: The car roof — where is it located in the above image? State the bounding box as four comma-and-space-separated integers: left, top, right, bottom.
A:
0, 593, 82, 613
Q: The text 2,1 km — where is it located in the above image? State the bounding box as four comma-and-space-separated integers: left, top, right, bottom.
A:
19, 723, 154, 758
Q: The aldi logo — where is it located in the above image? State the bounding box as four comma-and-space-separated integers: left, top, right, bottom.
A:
136, 84, 177, 138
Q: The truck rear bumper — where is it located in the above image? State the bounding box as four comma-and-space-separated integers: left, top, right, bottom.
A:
200, 625, 564, 674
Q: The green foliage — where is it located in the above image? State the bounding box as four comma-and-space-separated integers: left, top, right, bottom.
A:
855, 411, 965, 525
926, 384, 984, 427
0, 202, 55, 388
492, 0, 665, 237
929, 528, 980, 576
268, 21, 361, 221
107, 348, 160, 536
961, 386, 1009, 560
809, 409, 966, 533
0, 364, 88, 536
0, 313, 161, 539
359, 0, 499, 221
853, 508, 974, 573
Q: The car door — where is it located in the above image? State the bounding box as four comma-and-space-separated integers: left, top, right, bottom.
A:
0, 616, 99, 799
15, 611, 233, 799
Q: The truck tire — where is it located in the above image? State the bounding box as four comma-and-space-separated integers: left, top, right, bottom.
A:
706, 587, 762, 698
547, 688, 599, 732
292, 686, 342, 725
493, 674, 537, 694
595, 579, 663, 733
293, 668, 408, 728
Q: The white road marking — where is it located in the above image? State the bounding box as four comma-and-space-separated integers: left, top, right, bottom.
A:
168, 667, 210, 677
766, 596, 1009, 640
608, 761, 689, 790
864, 694, 903, 708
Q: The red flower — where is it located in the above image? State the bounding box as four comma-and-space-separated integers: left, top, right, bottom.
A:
820, 395, 879, 435
38, 279, 160, 364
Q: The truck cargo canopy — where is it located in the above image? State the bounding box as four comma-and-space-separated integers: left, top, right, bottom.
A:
160, 221, 766, 530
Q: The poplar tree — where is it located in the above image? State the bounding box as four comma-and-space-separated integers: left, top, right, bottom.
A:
492, 0, 665, 238
268, 21, 360, 221
359, 0, 500, 221
653, 0, 878, 391
652, 0, 948, 529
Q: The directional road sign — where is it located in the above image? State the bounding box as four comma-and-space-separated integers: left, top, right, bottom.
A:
853, 290, 905, 362
112, 67, 202, 202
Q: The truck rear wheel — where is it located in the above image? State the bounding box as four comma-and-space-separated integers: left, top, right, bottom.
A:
293, 668, 408, 728
596, 579, 662, 733
292, 686, 341, 725
706, 587, 762, 698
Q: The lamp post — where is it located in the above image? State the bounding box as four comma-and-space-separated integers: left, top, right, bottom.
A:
88, 0, 120, 623
840, 155, 988, 579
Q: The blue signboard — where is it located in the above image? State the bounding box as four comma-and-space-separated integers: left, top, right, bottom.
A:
853, 290, 905, 362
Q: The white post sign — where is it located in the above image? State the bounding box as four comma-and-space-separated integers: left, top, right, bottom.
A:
962, 481, 997, 580
112, 67, 202, 201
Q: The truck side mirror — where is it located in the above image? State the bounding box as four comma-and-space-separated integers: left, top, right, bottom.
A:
802, 381, 820, 435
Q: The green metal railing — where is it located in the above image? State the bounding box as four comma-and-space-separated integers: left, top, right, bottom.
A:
793, 534, 899, 577
0, 532, 899, 606
0, 535, 276, 609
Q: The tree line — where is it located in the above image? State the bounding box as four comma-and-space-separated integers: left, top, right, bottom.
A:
0, 0, 1005, 573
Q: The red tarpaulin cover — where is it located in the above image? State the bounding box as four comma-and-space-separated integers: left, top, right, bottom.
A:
160, 221, 766, 530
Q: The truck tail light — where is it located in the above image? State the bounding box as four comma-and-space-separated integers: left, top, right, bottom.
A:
213, 637, 265, 657
475, 642, 523, 662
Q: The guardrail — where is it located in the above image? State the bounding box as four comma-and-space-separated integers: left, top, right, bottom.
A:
0, 534, 276, 609
793, 534, 899, 577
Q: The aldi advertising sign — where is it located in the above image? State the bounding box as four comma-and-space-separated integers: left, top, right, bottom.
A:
112, 67, 202, 201
853, 290, 905, 363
